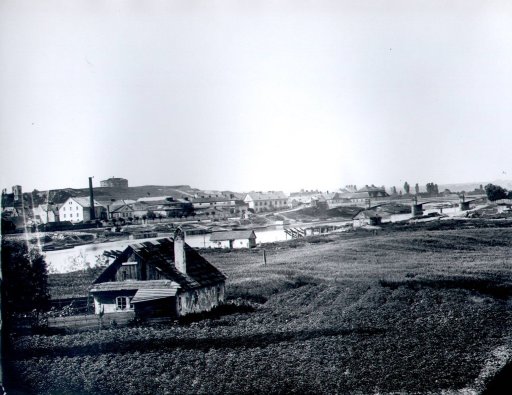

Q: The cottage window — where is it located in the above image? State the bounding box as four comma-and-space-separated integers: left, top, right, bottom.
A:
116, 296, 127, 310
116, 296, 133, 311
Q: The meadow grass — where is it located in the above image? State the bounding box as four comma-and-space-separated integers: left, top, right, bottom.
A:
9, 226, 512, 394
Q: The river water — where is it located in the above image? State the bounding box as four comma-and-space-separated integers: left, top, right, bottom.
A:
43, 219, 378, 273
44, 226, 302, 273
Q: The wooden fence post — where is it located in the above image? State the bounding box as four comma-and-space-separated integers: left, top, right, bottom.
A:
263, 249, 267, 265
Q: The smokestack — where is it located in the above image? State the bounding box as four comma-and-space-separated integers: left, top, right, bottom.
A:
89, 177, 95, 220
174, 228, 186, 274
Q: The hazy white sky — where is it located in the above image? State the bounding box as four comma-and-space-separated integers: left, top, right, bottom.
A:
1, 0, 512, 192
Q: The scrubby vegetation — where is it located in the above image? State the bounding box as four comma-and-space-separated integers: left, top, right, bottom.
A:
6, 227, 512, 394
48, 267, 104, 299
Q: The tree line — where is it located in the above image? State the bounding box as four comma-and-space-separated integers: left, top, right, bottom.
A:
389, 181, 440, 196
484, 184, 512, 201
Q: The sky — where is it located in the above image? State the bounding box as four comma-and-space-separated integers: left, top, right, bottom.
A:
1, 0, 512, 193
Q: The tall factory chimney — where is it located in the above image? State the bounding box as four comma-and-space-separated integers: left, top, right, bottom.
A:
89, 177, 95, 220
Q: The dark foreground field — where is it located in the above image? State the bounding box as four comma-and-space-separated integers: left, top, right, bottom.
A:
8, 227, 512, 394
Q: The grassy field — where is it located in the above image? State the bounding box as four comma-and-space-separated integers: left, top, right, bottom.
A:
7, 226, 512, 394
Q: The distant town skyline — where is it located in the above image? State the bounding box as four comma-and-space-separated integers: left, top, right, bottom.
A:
3, 174, 512, 195
1, 1, 511, 194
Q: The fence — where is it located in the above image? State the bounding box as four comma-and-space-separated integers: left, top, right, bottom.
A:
47, 312, 136, 331
13, 311, 176, 334
50, 296, 92, 312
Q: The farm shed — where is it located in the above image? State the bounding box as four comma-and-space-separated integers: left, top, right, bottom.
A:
210, 230, 257, 249
90, 229, 226, 318
353, 210, 382, 228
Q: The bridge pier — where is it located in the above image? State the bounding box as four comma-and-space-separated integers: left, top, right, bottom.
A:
411, 197, 423, 216
459, 195, 470, 211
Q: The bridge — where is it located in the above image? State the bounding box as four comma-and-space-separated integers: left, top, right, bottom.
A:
361, 195, 488, 217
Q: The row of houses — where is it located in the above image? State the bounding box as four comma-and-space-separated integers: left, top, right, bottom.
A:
29, 191, 296, 225
32, 196, 195, 224
289, 185, 390, 209
6, 184, 394, 227
28, 192, 281, 225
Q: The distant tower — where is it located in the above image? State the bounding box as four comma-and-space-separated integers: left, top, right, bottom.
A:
12, 185, 22, 201
100, 177, 128, 188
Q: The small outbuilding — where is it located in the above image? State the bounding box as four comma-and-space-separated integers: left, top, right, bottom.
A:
90, 229, 226, 318
353, 210, 382, 228
210, 230, 257, 249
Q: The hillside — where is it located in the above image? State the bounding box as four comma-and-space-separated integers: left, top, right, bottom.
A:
22, 185, 200, 205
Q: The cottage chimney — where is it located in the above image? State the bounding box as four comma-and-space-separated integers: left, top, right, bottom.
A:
174, 228, 186, 274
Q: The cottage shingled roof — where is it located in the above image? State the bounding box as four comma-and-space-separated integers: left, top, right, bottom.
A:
90, 279, 178, 292
92, 238, 226, 290
210, 230, 256, 241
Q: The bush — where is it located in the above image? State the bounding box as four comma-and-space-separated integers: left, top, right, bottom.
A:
2, 239, 50, 317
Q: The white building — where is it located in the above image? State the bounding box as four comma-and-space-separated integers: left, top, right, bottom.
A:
244, 191, 289, 213
209, 230, 257, 249
58, 197, 106, 223
33, 204, 59, 224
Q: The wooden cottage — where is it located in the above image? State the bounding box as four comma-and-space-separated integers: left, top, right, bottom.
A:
90, 229, 226, 318
210, 230, 257, 249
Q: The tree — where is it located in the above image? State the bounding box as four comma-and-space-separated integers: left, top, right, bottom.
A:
2, 240, 50, 318
391, 186, 397, 195
426, 182, 439, 196
415, 183, 419, 195
147, 210, 156, 221
485, 184, 509, 201
403, 182, 410, 194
